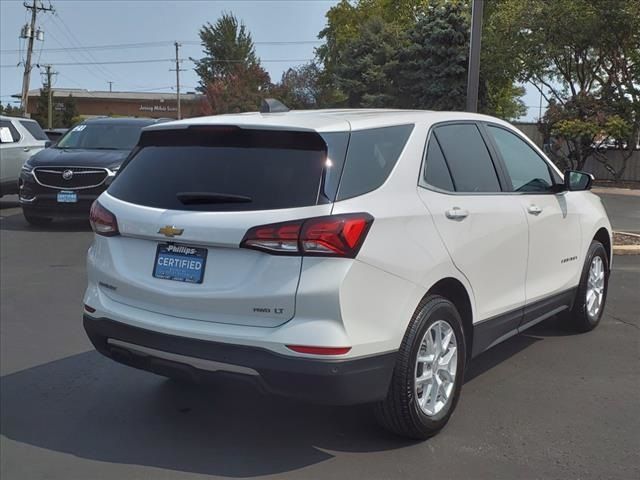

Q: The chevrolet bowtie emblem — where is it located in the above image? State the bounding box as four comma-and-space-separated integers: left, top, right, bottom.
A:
158, 225, 184, 237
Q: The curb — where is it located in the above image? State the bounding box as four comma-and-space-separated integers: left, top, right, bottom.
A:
592, 187, 640, 197
613, 245, 640, 255
613, 232, 640, 255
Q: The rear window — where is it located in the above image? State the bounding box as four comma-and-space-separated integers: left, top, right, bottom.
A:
108, 127, 348, 212
19, 120, 48, 141
336, 124, 414, 201
57, 123, 146, 150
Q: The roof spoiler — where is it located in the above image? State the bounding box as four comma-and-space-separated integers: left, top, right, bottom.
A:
260, 98, 290, 114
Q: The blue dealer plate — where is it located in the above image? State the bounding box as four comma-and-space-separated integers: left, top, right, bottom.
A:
153, 243, 208, 284
57, 190, 78, 203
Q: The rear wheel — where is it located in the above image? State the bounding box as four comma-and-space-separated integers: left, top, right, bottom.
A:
23, 209, 53, 227
565, 240, 609, 332
375, 295, 466, 439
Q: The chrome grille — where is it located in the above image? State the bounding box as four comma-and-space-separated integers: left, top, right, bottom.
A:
33, 166, 109, 190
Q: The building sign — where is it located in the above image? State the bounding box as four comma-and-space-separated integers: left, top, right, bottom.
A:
139, 104, 178, 113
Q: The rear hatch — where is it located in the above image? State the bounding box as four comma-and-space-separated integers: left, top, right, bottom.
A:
99, 125, 349, 327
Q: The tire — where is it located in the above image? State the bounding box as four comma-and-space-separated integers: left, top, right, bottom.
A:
565, 240, 609, 332
23, 209, 53, 227
375, 295, 466, 439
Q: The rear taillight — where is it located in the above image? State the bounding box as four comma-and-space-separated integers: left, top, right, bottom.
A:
241, 213, 373, 258
89, 200, 119, 237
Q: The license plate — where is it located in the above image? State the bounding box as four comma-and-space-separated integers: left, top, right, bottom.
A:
153, 243, 207, 284
57, 190, 77, 203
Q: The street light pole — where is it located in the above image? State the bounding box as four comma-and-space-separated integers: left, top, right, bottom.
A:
466, 0, 484, 113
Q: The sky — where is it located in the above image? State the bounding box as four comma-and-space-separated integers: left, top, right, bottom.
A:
0, 0, 543, 120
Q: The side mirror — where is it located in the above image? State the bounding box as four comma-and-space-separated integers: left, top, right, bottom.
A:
44, 140, 53, 148
564, 170, 594, 191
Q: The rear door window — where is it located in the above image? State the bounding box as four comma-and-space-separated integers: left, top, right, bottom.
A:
337, 124, 414, 200
19, 120, 48, 141
109, 127, 346, 212
433, 124, 501, 193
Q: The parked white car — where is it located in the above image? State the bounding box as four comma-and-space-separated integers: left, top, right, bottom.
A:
83, 106, 612, 439
0, 115, 48, 196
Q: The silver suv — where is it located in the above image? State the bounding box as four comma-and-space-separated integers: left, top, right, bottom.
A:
0, 115, 49, 196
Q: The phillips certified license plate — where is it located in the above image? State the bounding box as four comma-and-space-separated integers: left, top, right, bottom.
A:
153, 243, 208, 284
57, 190, 78, 203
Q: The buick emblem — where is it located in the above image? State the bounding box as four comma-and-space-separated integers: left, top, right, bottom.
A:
62, 169, 74, 180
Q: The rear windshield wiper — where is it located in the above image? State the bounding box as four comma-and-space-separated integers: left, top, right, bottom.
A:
176, 192, 253, 205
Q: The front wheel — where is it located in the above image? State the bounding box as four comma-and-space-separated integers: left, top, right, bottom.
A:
375, 295, 466, 439
565, 240, 609, 332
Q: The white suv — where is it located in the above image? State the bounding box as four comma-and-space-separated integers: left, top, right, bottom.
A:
0, 115, 49, 196
83, 107, 611, 439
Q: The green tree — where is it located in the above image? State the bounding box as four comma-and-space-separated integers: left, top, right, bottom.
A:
31, 88, 52, 128
397, 2, 469, 110
200, 63, 271, 115
194, 12, 259, 92
316, 0, 525, 117
0, 103, 24, 117
333, 17, 401, 108
504, 0, 640, 177
270, 63, 336, 109
61, 94, 78, 128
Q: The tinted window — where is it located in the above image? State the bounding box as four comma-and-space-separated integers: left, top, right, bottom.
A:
487, 125, 554, 192
19, 120, 48, 141
337, 124, 414, 201
434, 124, 501, 193
109, 127, 338, 212
423, 135, 454, 191
0, 120, 20, 142
57, 123, 146, 150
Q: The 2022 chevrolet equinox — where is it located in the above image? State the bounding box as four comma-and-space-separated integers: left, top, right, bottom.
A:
83, 107, 612, 439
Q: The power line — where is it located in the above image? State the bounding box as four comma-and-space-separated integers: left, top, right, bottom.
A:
2, 58, 314, 68
49, 13, 119, 83
0, 39, 322, 54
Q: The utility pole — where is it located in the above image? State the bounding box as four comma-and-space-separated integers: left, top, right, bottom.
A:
108, 81, 113, 92
170, 41, 186, 120
20, 0, 54, 115
43, 64, 56, 128
465, 0, 484, 113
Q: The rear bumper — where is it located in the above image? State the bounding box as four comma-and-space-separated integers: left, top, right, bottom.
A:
83, 315, 397, 405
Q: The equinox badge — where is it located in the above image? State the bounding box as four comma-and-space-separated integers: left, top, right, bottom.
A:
158, 225, 184, 237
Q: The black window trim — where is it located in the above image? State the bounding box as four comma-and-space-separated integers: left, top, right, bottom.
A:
418, 120, 510, 196
480, 122, 564, 195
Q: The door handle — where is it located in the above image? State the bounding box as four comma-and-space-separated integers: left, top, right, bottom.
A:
23, 147, 31, 152
527, 204, 543, 215
445, 207, 469, 220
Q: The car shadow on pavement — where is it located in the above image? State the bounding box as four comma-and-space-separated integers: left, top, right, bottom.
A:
0, 325, 547, 478
0, 211, 91, 233
0, 350, 411, 477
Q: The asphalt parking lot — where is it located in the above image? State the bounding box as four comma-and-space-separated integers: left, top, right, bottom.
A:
598, 192, 640, 233
1, 194, 639, 480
